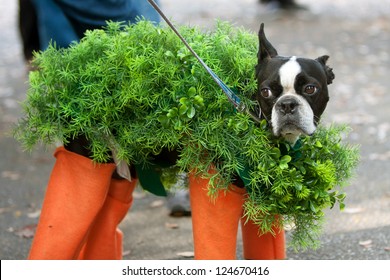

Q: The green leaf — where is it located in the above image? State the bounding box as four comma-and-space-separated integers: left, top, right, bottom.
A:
309, 201, 318, 213
235, 121, 248, 131
271, 147, 281, 159
179, 97, 188, 105
174, 120, 183, 131
179, 104, 188, 115
164, 50, 174, 57
187, 106, 196, 118
280, 155, 292, 164
167, 108, 178, 118
194, 95, 204, 106
315, 141, 323, 148
336, 193, 346, 200
294, 184, 303, 191
187, 86, 196, 96
157, 115, 170, 127
300, 165, 306, 174
279, 162, 289, 170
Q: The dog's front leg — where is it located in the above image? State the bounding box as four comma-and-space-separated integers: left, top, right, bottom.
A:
189, 173, 286, 260
189, 174, 246, 260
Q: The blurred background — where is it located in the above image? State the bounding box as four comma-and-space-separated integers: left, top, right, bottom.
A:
0, 0, 389, 259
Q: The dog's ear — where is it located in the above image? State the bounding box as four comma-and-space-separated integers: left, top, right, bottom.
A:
316, 55, 335, 85
256, 23, 278, 77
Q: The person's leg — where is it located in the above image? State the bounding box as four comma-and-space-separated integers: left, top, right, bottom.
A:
18, 0, 40, 61
259, 0, 307, 10
31, 0, 79, 49
131, 0, 161, 23
189, 174, 246, 259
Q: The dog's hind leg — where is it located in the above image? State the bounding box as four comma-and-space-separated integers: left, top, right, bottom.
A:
28, 147, 116, 259
241, 218, 286, 260
189, 174, 246, 260
78, 178, 137, 259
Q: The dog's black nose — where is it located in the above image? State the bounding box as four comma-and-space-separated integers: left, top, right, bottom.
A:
278, 97, 299, 114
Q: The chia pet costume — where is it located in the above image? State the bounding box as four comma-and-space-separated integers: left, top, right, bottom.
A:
17, 16, 358, 258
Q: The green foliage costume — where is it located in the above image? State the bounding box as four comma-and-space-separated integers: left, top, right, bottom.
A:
14, 20, 359, 249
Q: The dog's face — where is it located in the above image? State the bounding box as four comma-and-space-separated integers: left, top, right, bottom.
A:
254, 24, 335, 143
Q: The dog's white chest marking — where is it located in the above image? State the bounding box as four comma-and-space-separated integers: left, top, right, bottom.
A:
279, 56, 301, 95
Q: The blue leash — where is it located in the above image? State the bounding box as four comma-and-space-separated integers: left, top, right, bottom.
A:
147, 0, 261, 123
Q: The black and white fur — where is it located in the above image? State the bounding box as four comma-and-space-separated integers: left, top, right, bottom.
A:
254, 24, 335, 144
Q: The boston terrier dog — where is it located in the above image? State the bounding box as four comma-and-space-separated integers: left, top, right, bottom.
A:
254, 23, 335, 144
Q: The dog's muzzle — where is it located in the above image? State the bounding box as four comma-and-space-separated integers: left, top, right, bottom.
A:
271, 94, 316, 142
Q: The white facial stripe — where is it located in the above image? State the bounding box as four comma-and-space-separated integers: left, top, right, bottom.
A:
279, 56, 301, 94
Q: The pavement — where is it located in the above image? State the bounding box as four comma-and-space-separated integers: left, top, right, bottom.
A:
0, 0, 389, 260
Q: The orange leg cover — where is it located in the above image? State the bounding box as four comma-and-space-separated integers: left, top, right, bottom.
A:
241, 218, 286, 260
189, 172, 286, 260
80, 178, 137, 259
28, 147, 116, 259
189, 174, 246, 259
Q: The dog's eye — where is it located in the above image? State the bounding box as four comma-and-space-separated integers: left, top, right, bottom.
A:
260, 88, 272, 98
304, 85, 318, 95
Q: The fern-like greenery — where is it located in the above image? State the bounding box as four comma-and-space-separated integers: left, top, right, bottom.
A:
14, 20, 359, 249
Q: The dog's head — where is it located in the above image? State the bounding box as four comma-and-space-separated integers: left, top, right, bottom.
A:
254, 24, 335, 143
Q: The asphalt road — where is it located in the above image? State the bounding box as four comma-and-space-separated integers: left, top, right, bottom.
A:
0, 0, 389, 260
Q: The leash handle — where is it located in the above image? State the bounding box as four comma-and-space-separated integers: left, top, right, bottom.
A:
147, 0, 260, 122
